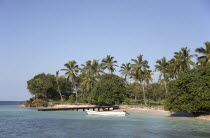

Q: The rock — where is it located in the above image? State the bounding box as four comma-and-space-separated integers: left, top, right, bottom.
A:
19, 98, 49, 107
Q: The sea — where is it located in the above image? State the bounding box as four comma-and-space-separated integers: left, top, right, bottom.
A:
0, 101, 210, 138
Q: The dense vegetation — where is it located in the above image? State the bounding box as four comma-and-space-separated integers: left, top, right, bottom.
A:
26, 42, 210, 113
27, 73, 72, 100
88, 74, 127, 105
165, 66, 210, 113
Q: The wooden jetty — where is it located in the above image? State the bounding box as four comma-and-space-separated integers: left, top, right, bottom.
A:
38, 106, 119, 111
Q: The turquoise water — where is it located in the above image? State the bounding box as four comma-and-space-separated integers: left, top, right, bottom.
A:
0, 103, 210, 137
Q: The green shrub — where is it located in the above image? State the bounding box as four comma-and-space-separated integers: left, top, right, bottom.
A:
27, 73, 55, 99
78, 96, 87, 103
27, 73, 73, 100
164, 66, 210, 113
123, 98, 130, 105
88, 74, 127, 105
68, 95, 75, 103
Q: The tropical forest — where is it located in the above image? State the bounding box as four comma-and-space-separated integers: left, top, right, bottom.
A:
25, 42, 210, 114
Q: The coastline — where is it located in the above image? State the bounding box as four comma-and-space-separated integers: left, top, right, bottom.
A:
20, 102, 210, 121
119, 105, 171, 116
119, 105, 210, 121
50, 104, 210, 121
195, 115, 210, 121
127, 108, 171, 116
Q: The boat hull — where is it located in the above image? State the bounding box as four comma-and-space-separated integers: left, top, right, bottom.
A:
86, 111, 126, 116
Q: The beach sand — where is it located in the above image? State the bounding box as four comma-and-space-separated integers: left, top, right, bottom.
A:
128, 108, 171, 116
125, 107, 210, 121
195, 115, 210, 121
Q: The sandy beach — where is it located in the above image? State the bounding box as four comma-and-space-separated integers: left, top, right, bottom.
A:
195, 115, 210, 121
127, 108, 171, 116
123, 106, 210, 121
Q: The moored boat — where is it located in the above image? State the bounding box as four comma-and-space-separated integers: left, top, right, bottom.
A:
86, 110, 127, 116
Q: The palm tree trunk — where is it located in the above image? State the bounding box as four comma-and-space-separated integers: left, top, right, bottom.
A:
164, 81, 168, 94
134, 81, 137, 102
56, 81, 63, 101
109, 69, 112, 74
142, 82, 147, 105
75, 85, 78, 103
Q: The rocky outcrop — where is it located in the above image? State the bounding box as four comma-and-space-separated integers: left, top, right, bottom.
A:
19, 98, 50, 107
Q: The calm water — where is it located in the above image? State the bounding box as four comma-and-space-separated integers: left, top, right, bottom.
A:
0, 102, 210, 138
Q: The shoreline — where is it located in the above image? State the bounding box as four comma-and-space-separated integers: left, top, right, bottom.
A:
119, 105, 172, 116
50, 104, 210, 121
121, 106, 210, 121
20, 102, 210, 121
51, 104, 210, 121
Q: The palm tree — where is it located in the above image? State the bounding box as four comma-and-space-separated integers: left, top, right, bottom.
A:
195, 42, 210, 66
81, 71, 96, 93
166, 58, 181, 79
91, 60, 104, 77
56, 71, 63, 101
119, 63, 131, 81
81, 60, 92, 74
80, 60, 103, 94
155, 57, 169, 94
142, 68, 153, 104
143, 68, 153, 84
174, 47, 196, 73
131, 54, 149, 78
131, 54, 150, 105
130, 72, 140, 102
61, 60, 80, 102
102, 55, 118, 74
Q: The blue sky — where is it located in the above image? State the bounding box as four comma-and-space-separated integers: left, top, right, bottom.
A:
0, 0, 210, 101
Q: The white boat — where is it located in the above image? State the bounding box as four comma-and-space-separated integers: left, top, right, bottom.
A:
86, 110, 127, 116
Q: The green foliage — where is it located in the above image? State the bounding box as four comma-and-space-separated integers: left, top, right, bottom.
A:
146, 83, 165, 103
195, 42, 210, 66
27, 73, 73, 100
126, 83, 143, 100
57, 76, 73, 100
68, 95, 75, 103
88, 74, 127, 105
119, 63, 131, 81
123, 98, 130, 104
126, 82, 165, 105
102, 55, 118, 74
166, 47, 196, 79
78, 96, 87, 103
131, 54, 149, 83
27, 73, 55, 99
164, 66, 210, 113
61, 60, 80, 82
